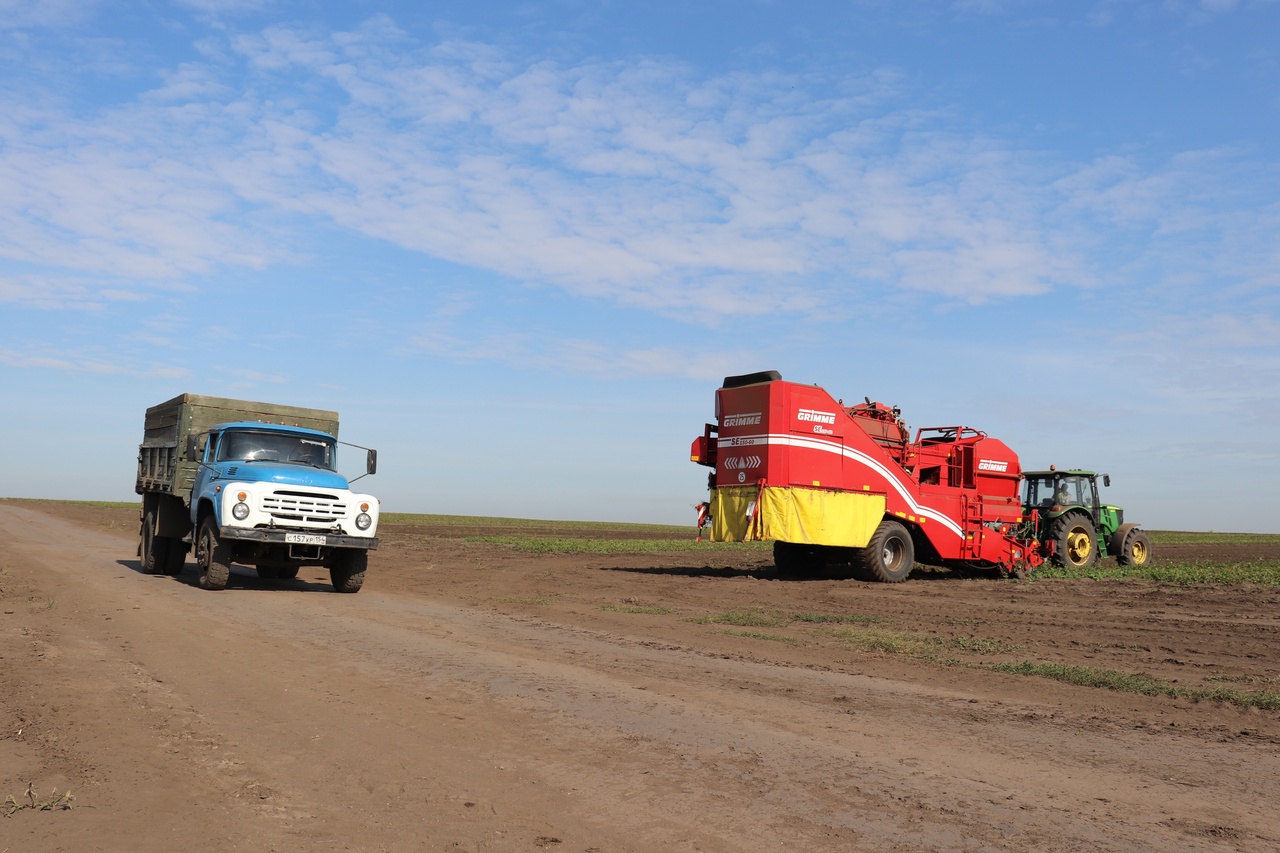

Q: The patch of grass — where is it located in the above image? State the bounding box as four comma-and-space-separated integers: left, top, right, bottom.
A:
820, 625, 1021, 660
713, 629, 798, 644
686, 606, 790, 628
468, 536, 769, 555
1204, 673, 1278, 686
950, 635, 1023, 655
793, 612, 883, 625
601, 603, 674, 615
822, 626, 937, 657
989, 661, 1280, 711
1034, 560, 1280, 585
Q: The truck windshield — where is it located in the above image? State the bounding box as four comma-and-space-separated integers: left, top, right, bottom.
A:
216, 430, 335, 470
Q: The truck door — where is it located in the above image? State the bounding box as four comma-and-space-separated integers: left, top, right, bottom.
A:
191, 430, 218, 520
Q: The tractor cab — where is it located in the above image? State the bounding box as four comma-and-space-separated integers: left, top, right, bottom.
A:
1023, 470, 1107, 516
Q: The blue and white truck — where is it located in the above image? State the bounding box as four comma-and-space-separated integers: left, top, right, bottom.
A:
136, 394, 380, 592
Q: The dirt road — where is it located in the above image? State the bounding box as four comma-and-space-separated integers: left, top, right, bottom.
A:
2, 501, 1278, 852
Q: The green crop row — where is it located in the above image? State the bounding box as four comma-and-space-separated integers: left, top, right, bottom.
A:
1034, 560, 1280, 585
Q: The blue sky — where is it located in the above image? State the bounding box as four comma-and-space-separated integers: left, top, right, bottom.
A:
1, 0, 1277, 532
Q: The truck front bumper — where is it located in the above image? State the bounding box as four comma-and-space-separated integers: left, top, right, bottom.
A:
218, 527, 379, 550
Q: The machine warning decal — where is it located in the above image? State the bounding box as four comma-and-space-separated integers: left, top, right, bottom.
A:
724, 455, 762, 470
977, 459, 1009, 472
722, 412, 762, 427
797, 408, 836, 425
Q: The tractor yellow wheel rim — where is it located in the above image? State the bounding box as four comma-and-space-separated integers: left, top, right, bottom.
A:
1066, 530, 1092, 565
1130, 539, 1149, 565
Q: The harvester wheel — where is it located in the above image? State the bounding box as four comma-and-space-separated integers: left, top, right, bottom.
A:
1119, 529, 1152, 567
773, 541, 819, 574
856, 520, 914, 583
139, 509, 168, 575
329, 550, 367, 594
1050, 513, 1097, 569
196, 516, 231, 591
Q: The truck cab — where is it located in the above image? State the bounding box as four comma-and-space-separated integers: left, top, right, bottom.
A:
190, 422, 379, 591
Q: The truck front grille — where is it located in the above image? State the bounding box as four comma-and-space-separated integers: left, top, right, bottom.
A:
261, 490, 347, 524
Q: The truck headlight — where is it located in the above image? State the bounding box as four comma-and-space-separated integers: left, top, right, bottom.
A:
355, 513, 372, 530
232, 502, 251, 521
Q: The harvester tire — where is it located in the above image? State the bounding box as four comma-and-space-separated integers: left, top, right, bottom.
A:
1118, 529, 1153, 567
773, 541, 819, 574
196, 517, 231, 591
139, 509, 167, 575
329, 550, 367, 594
856, 520, 914, 583
1050, 513, 1097, 569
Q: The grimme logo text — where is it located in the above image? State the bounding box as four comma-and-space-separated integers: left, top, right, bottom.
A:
797, 408, 836, 425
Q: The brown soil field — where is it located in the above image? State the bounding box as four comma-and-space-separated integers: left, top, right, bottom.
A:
2, 499, 1278, 852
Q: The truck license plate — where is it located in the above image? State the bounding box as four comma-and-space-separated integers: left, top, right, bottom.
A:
286, 533, 327, 546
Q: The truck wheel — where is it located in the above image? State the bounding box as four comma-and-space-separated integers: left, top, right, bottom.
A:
1118, 529, 1152, 567
1050, 513, 1097, 568
329, 551, 366, 594
856, 520, 914, 583
139, 510, 168, 574
162, 538, 187, 576
196, 517, 231, 591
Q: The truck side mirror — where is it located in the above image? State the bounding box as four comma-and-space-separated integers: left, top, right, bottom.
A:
186, 434, 198, 461
366, 449, 377, 476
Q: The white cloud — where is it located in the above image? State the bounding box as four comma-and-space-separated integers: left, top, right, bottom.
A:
0, 0, 101, 30
0, 16, 1276, 329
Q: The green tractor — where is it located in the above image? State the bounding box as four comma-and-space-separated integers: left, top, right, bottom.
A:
1021, 469, 1152, 569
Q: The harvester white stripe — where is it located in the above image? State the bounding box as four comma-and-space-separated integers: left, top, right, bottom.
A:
731, 433, 966, 541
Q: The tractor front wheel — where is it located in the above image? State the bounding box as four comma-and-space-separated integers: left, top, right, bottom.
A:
1119, 529, 1153, 567
855, 520, 915, 583
1051, 513, 1097, 569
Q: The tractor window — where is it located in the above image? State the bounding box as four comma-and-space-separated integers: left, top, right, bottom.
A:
1024, 476, 1054, 506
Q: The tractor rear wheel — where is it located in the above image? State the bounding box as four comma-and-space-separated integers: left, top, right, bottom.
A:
1118, 529, 1152, 567
855, 520, 914, 583
1050, 513, 1097, 569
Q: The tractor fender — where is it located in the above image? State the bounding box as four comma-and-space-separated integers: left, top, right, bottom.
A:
1109, 523, 1140, 556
